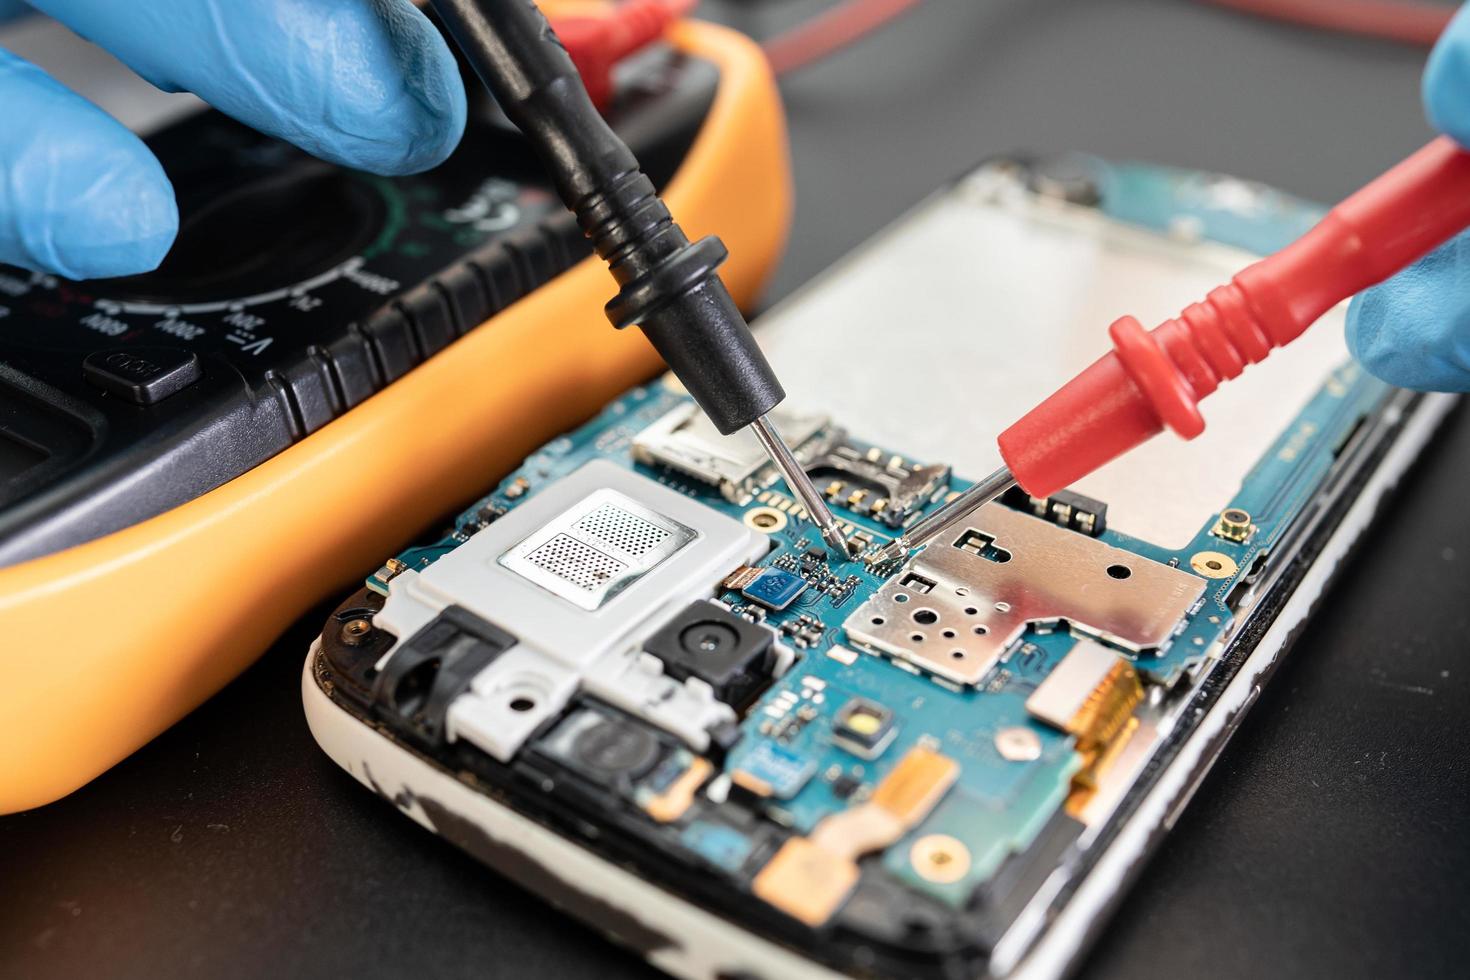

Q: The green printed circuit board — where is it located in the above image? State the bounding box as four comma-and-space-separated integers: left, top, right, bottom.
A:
340, 359, 1386, 928
314, 158, 1415, 974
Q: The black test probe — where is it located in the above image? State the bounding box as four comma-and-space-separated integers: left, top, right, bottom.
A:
428, 0, 851, 558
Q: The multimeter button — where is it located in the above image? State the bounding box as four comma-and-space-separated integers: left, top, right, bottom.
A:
274, 357, 338, 437
360, 306, 418, 382
434, 264, 490, 336
399, 285, 455, 353
325, 331, 382, 408
83, 348, 202, 405
469, 242, 522, 315
507, 234, 559, 289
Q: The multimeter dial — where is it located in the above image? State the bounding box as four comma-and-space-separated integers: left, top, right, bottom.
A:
97, 163, 389, 308
1, 124, 559, 357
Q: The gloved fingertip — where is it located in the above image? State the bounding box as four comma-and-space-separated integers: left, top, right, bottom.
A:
1346, 271, 1470, 393
329, 67, 467, 177
1424, 4, 1470, 147
39, 150, 179, 280
367, 31, 467, 176
36, 0, 469, 179
52, 222, 178, 281
296, 3, 467, 176
1345, 289, 1390, 373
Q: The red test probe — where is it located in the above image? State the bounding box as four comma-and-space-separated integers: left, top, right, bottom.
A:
879, 136, 1470, 562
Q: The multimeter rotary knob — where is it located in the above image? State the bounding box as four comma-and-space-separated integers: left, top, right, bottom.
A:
96, 164, 386, 305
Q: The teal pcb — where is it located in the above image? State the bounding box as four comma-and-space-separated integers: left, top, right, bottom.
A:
366, 367, 1384, 907
363, 161, 1393, 911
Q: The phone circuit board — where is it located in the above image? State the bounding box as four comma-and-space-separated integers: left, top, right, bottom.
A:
314, 343, 1391, 975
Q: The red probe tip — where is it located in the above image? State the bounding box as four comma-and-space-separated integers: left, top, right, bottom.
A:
998, 137, 1470, 500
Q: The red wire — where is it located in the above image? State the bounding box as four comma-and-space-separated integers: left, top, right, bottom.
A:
1200, 0, 1455, 47
761, 0, 924, 77
757, 0, 1452, 81
756, 0, 1451, 81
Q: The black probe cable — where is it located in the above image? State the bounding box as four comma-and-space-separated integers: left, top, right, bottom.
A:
426, 0, 851, 558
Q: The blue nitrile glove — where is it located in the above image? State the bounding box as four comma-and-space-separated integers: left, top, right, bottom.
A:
1346, 4, 1470, 391
0, 0, 466, 281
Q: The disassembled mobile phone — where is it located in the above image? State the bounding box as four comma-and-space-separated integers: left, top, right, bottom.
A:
305, 156, 1453, 978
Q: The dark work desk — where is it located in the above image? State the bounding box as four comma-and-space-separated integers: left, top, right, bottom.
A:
4, 2, 1468, 977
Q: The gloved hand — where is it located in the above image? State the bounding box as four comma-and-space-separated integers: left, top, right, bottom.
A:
0, 0, 466, 281
1346, 4, 1470, 391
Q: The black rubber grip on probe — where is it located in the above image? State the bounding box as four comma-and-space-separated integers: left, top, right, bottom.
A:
428, 0, 785, 434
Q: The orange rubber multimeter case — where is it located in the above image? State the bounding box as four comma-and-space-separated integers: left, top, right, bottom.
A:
0, 6, 791, 812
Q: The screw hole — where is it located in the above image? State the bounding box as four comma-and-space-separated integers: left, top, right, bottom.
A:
913, 609, 938, 625
1106, 564, 1132, 580
509, 697, 537, 713
910, 633, 925, 643
950, 650, 965, 660
894, 593, 910, 603
871, 616, 886, 626
942, 629, 956, 639
964, 606, 978, 615
1206, 559, 1223, 571
973, 625, 988, 635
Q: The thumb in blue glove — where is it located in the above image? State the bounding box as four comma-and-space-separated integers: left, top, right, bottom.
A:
1346, 3, 1470, 392
0, 0, 466, 282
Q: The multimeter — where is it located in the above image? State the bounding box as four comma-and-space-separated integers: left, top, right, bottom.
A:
0, 12, 791, 812
0, 60, 712, 565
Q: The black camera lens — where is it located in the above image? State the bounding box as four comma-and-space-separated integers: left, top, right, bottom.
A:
678, 621, 740, 657
645, 601, 777, 711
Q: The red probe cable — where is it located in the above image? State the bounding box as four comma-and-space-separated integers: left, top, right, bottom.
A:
1201, 0, 1454, 48
881, 137, 1470, 562
760, 0, 1450, 84
554, 0, 1450, 102
762, 0, 924, 77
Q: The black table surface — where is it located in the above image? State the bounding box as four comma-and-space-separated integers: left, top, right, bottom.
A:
4, 2, 1468, 978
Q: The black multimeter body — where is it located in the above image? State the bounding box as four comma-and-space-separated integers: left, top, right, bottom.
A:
0, 55, 717, 567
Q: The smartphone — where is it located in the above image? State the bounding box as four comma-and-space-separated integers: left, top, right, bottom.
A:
303, 155, 1453, 979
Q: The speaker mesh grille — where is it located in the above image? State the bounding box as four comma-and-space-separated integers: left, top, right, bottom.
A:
498, 485, 702, 611
575, 504, 672, 557
524, 534, 626, 592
